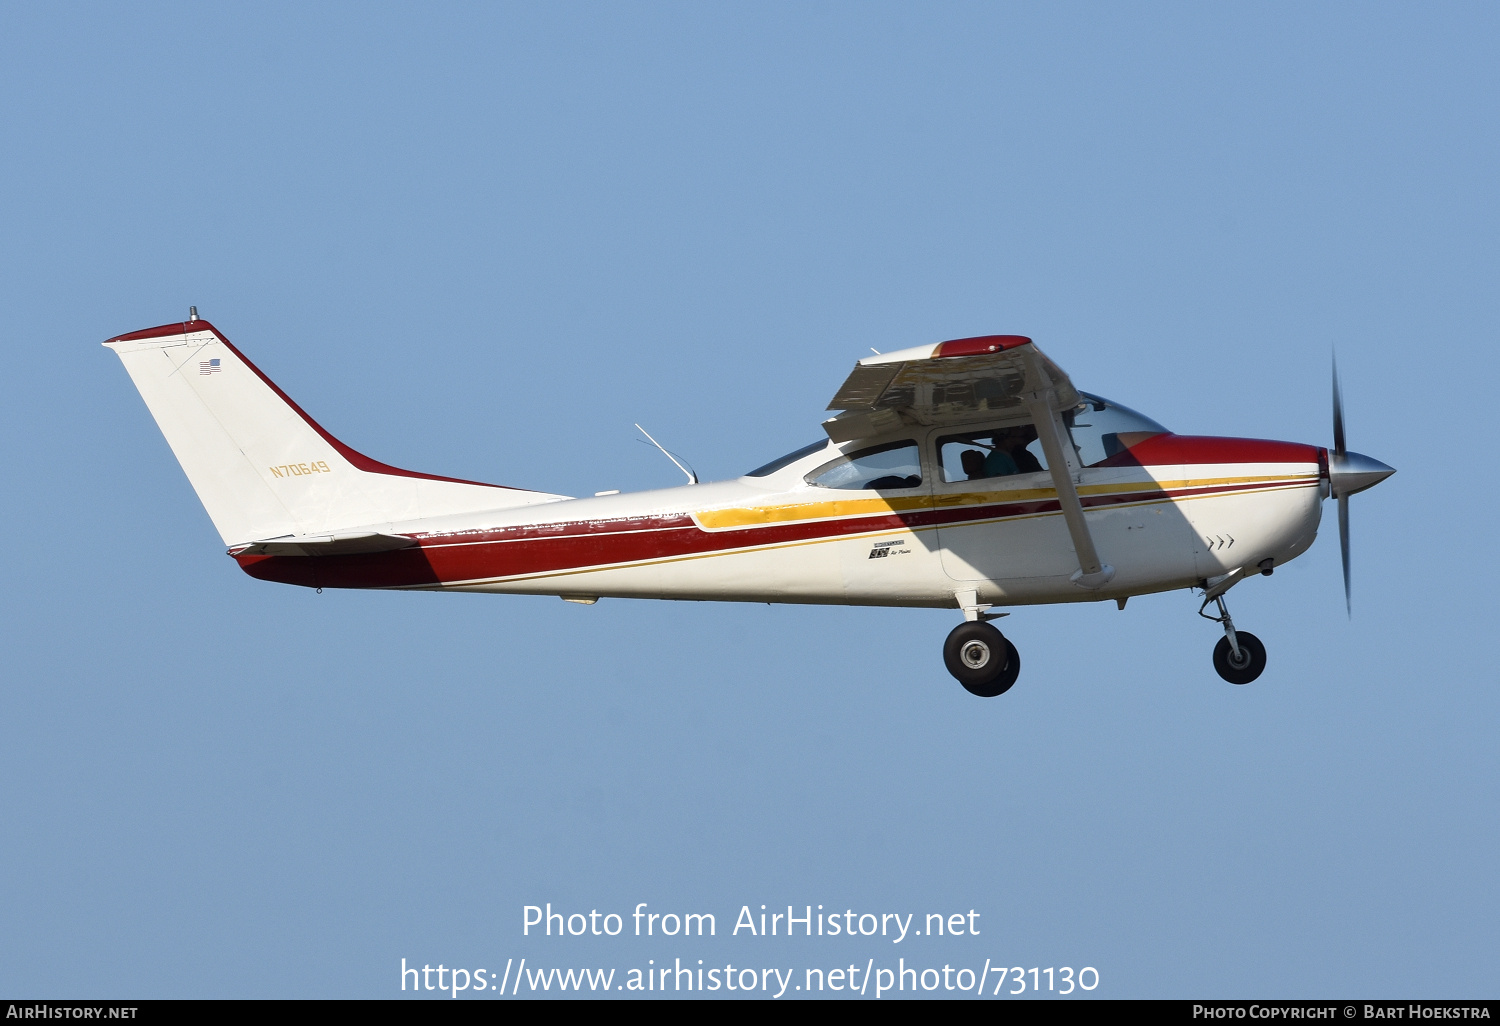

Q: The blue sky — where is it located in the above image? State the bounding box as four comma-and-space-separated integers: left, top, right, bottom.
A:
1, 2, 1495, 998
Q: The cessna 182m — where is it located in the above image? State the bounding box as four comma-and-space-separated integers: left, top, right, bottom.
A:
105, 313, 1394, 697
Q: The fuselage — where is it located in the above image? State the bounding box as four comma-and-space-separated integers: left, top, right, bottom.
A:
103, 317, 1391, 693
235, 429, 1326, 609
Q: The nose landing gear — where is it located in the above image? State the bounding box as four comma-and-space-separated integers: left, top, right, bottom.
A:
1200, 593, 1267, 684
943, 620, 1021, 697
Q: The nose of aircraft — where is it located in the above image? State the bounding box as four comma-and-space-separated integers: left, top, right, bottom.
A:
1329, 450, 1395, 498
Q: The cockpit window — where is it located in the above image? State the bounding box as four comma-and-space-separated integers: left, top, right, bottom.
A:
805, 440, 922, 490
1066, 393, 1168, 467
745, 440, 829, 478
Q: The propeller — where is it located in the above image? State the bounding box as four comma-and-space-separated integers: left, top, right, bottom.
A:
1327, 355, 1395, 615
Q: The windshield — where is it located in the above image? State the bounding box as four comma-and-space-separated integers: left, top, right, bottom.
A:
1067, 393, 1168, 467
745, 440, 829, 478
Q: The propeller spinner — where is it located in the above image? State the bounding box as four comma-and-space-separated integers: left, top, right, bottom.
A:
1328, 356, 1396, 614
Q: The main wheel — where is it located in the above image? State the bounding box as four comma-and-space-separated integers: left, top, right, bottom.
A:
943, 621, 1022, 697
1212, 631, 1267, 684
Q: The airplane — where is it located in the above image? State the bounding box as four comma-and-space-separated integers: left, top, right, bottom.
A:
103, 311, 1394, 697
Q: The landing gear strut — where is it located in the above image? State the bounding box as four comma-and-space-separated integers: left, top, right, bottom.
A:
943, 621, 1021, 697
1200, 593, 1267, 684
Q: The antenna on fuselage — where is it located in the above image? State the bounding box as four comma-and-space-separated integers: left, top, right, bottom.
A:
634, 424, 699, 485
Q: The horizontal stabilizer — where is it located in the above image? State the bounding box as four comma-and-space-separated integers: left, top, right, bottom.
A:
229, 532, 417, 558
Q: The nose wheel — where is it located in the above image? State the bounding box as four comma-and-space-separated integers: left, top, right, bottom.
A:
1200, 593, 1267, 684
943, 621, 1021, 697
1212, 631, 1266, 684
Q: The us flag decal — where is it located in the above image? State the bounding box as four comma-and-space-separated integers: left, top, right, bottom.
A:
199, 358, 221, 375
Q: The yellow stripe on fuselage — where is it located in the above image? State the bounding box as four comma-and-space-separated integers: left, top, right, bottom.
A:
692, 493, 933, 530
692, 473, 1315, 531
1079, 474, 1312, 495
434, 476, 1319, 589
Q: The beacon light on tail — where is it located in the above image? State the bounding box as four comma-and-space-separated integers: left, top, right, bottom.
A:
104, 313, 1393, 696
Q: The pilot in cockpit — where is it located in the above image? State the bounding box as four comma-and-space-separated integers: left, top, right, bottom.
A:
1001, 424, 1043, 474
969, 425, 1042, 479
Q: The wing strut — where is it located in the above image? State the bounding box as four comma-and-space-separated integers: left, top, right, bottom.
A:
1020, 354, 1115, 590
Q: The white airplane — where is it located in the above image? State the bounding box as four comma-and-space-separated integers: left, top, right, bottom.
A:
105, 312, 1394, 696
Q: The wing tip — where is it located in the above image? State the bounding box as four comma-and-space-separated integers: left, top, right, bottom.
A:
933, 335, 1033, 359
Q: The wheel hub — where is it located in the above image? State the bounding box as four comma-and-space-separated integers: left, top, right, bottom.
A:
961, 641, 991, 669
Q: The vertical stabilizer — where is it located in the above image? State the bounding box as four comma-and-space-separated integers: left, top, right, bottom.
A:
104, 319, 567, 545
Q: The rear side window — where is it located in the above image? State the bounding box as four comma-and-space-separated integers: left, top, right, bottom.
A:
745, 440, 829, 478
805, 441, 922, 490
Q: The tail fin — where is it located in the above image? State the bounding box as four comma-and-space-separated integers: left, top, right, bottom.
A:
104, 318, 567, 546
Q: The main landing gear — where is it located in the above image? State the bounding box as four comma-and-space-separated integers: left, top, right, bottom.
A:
1200, 593, 1267, 684
943, 620, 1021, 697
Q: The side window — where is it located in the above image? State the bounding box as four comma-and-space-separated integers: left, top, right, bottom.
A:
806, 441, 922, 490
936, 425, 1048, 484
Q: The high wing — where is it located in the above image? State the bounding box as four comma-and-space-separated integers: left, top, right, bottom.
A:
824, 334, 1080, 442
827, 333, 1114, 590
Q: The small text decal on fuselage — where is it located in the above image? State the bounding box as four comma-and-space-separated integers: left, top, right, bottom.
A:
868, 539, 910, 559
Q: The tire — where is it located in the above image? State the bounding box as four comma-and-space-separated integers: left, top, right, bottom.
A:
943, 621, 1021, 697
1212, 631, 1267, 684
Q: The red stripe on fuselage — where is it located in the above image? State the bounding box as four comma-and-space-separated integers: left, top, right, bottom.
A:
1097, 434, 1318, 468
236, 459, 1319, 590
